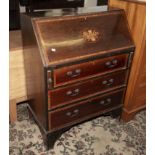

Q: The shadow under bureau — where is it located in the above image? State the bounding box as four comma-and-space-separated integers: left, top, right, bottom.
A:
21, 7, 135, 149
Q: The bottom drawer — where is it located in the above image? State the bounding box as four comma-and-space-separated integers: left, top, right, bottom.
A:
48, 89, 125, 130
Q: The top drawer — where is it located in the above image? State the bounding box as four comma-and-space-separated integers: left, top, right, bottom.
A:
53, 53, 129, 87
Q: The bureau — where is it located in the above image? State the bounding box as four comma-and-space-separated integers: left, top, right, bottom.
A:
21, 7, 135, 149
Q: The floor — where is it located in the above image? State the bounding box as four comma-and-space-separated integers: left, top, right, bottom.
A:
9, 104, 146, 155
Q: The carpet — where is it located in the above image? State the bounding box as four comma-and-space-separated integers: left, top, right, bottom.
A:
9, 104, 146, 155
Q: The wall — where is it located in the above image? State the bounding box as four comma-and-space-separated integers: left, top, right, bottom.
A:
84, 0, 98, 7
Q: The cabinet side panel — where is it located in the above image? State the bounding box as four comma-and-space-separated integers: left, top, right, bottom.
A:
109, 0, 146, 121
20, 14, 47, 129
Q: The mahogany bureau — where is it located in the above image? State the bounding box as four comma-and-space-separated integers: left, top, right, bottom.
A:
21, 7, 135, 149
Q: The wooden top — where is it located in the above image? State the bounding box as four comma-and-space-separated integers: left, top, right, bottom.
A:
23, 7, 135, 66
9, 30, 23, 51
120, 0, 146, 4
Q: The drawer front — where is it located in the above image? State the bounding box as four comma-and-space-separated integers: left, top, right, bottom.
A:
53, 54, 129, 87
48, 89, 124, 130
48, 70, 127, 109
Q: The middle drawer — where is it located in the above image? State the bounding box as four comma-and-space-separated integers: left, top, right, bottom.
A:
48, 70, 128, 109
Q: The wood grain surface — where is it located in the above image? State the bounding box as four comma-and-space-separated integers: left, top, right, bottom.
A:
9, 30, 23, 51
109, 0, 146, 121
9, 30, 27, 100
9, 30, 27, 123
48, 89, 125, 130
32, 10, 134, 66
54, 54, 129, 87
120, 0, 146, 4
48, 70, 127, 109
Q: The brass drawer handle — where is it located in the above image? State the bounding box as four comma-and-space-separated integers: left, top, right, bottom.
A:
47, 70, 52, 89
105, 59, 118, 68
66, 109, 79, 118
66, 88, 80, 97
100, 98, 112, 106
66, 69, 81, 78
102, 78, 114, 86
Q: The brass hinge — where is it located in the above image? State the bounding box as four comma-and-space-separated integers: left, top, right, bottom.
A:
128, 52, 134, 68
47, 70, 52, 89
